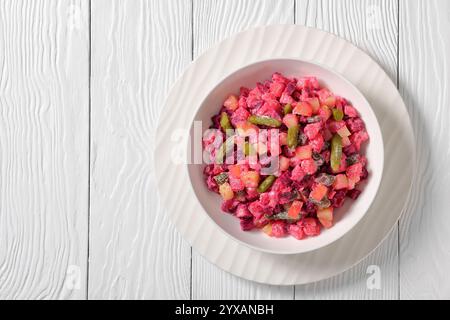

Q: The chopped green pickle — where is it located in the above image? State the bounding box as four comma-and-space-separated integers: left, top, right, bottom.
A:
287, 125, 299, 149
248, 115, 282, 128
216, 136, 235, 164
257, 175, 276, 193
220, 112, 233, 130
330, 134, 342, 172
283, 103, 292, 115
213, 172, 228, 185
332, 108, 344, 121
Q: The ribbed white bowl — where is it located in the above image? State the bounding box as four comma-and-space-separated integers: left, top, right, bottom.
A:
188, 58, 384, 255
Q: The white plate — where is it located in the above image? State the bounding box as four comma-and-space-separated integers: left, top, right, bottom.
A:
155, 25, 415, 285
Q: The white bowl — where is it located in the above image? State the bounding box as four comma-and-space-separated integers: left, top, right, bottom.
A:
188, 58, 384, 255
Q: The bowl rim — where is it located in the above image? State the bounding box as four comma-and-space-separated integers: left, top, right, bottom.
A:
187, 57, 385, 255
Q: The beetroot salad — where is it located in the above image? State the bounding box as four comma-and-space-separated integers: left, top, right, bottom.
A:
202, 72, 369, 240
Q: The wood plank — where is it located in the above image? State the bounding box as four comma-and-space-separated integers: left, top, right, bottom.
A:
399, 0, 450, 299
191, 0, 295, 300
294, 0, 399, 299
89, 0, 191, 299
0, 0, 89, 299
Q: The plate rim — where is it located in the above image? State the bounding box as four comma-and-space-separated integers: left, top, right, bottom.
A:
155, 24, 416, 285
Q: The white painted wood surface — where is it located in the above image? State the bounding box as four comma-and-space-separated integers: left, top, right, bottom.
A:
294, 0, 399, 300
399, 0, 450, 300
0, 0, 449, 299
0, 0, 89, 299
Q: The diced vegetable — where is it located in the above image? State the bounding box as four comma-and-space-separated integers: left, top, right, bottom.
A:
331, 134, 342, 172
332, 108, 344, 121
283, 103, 292, 115
248, 115, 282, 127
257, 175, 276, 193
293, 101, 313, 117
214, 172, 228, 185
224, 95, 238, 111
203, 72, 370, 240
317, 207, 334, 228
219, 182, 234, 200
288, 200, 303, 219
220, 112, 233, 131
310, 184, 328, 202
287, 125, 299, 148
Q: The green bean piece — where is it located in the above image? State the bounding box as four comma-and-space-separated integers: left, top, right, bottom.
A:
220, 112, 233, 131
257, 175, 276, 193
287, 125, 299, 149
332, 108, 344, 121
330, 134, 342, 172
248, 115, 282, 128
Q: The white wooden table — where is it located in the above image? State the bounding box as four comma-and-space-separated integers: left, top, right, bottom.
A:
0, 0, 449, 300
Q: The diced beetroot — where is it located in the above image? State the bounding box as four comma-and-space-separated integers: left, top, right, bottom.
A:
328, 120, 346, 133
269, 82, 285, 98
240, 218, 255, 231
297, 77, 320, 90
300, 218, 321, 236
240, 86, 250, 97
272, 72, 289, 84
284, 82, 297, 95
221, 199, 238, 213
346, 117, 365, 133
344, 105, 359, 117
246, 187, 259, 201
304, 122, 322, 140
230, 107, 250, 126
331, 190, 347, 208
236, 204, 252, 219
319, 105, 332, 121
301, 159, 317, 175
350, 130, 369, 151
254, 214, 270, 228
206, 175, 218, 192
248, 201, 269, 219
229, 175, 245, 191
346, 162, 363, 182
288, 224, 306, 240
347, 189, 362, 200
259, 191, 278, 208
279, 92, 295, 104
309, 134, 324, 153
271, 221, 287, 237
291, 164, 306, 182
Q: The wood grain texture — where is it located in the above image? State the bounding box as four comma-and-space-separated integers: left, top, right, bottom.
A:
89, 0, 191, 299
0, 0, 89, 299
191, 0, 295, 300
399, 0, 450, 299
294, 0, 399, 299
